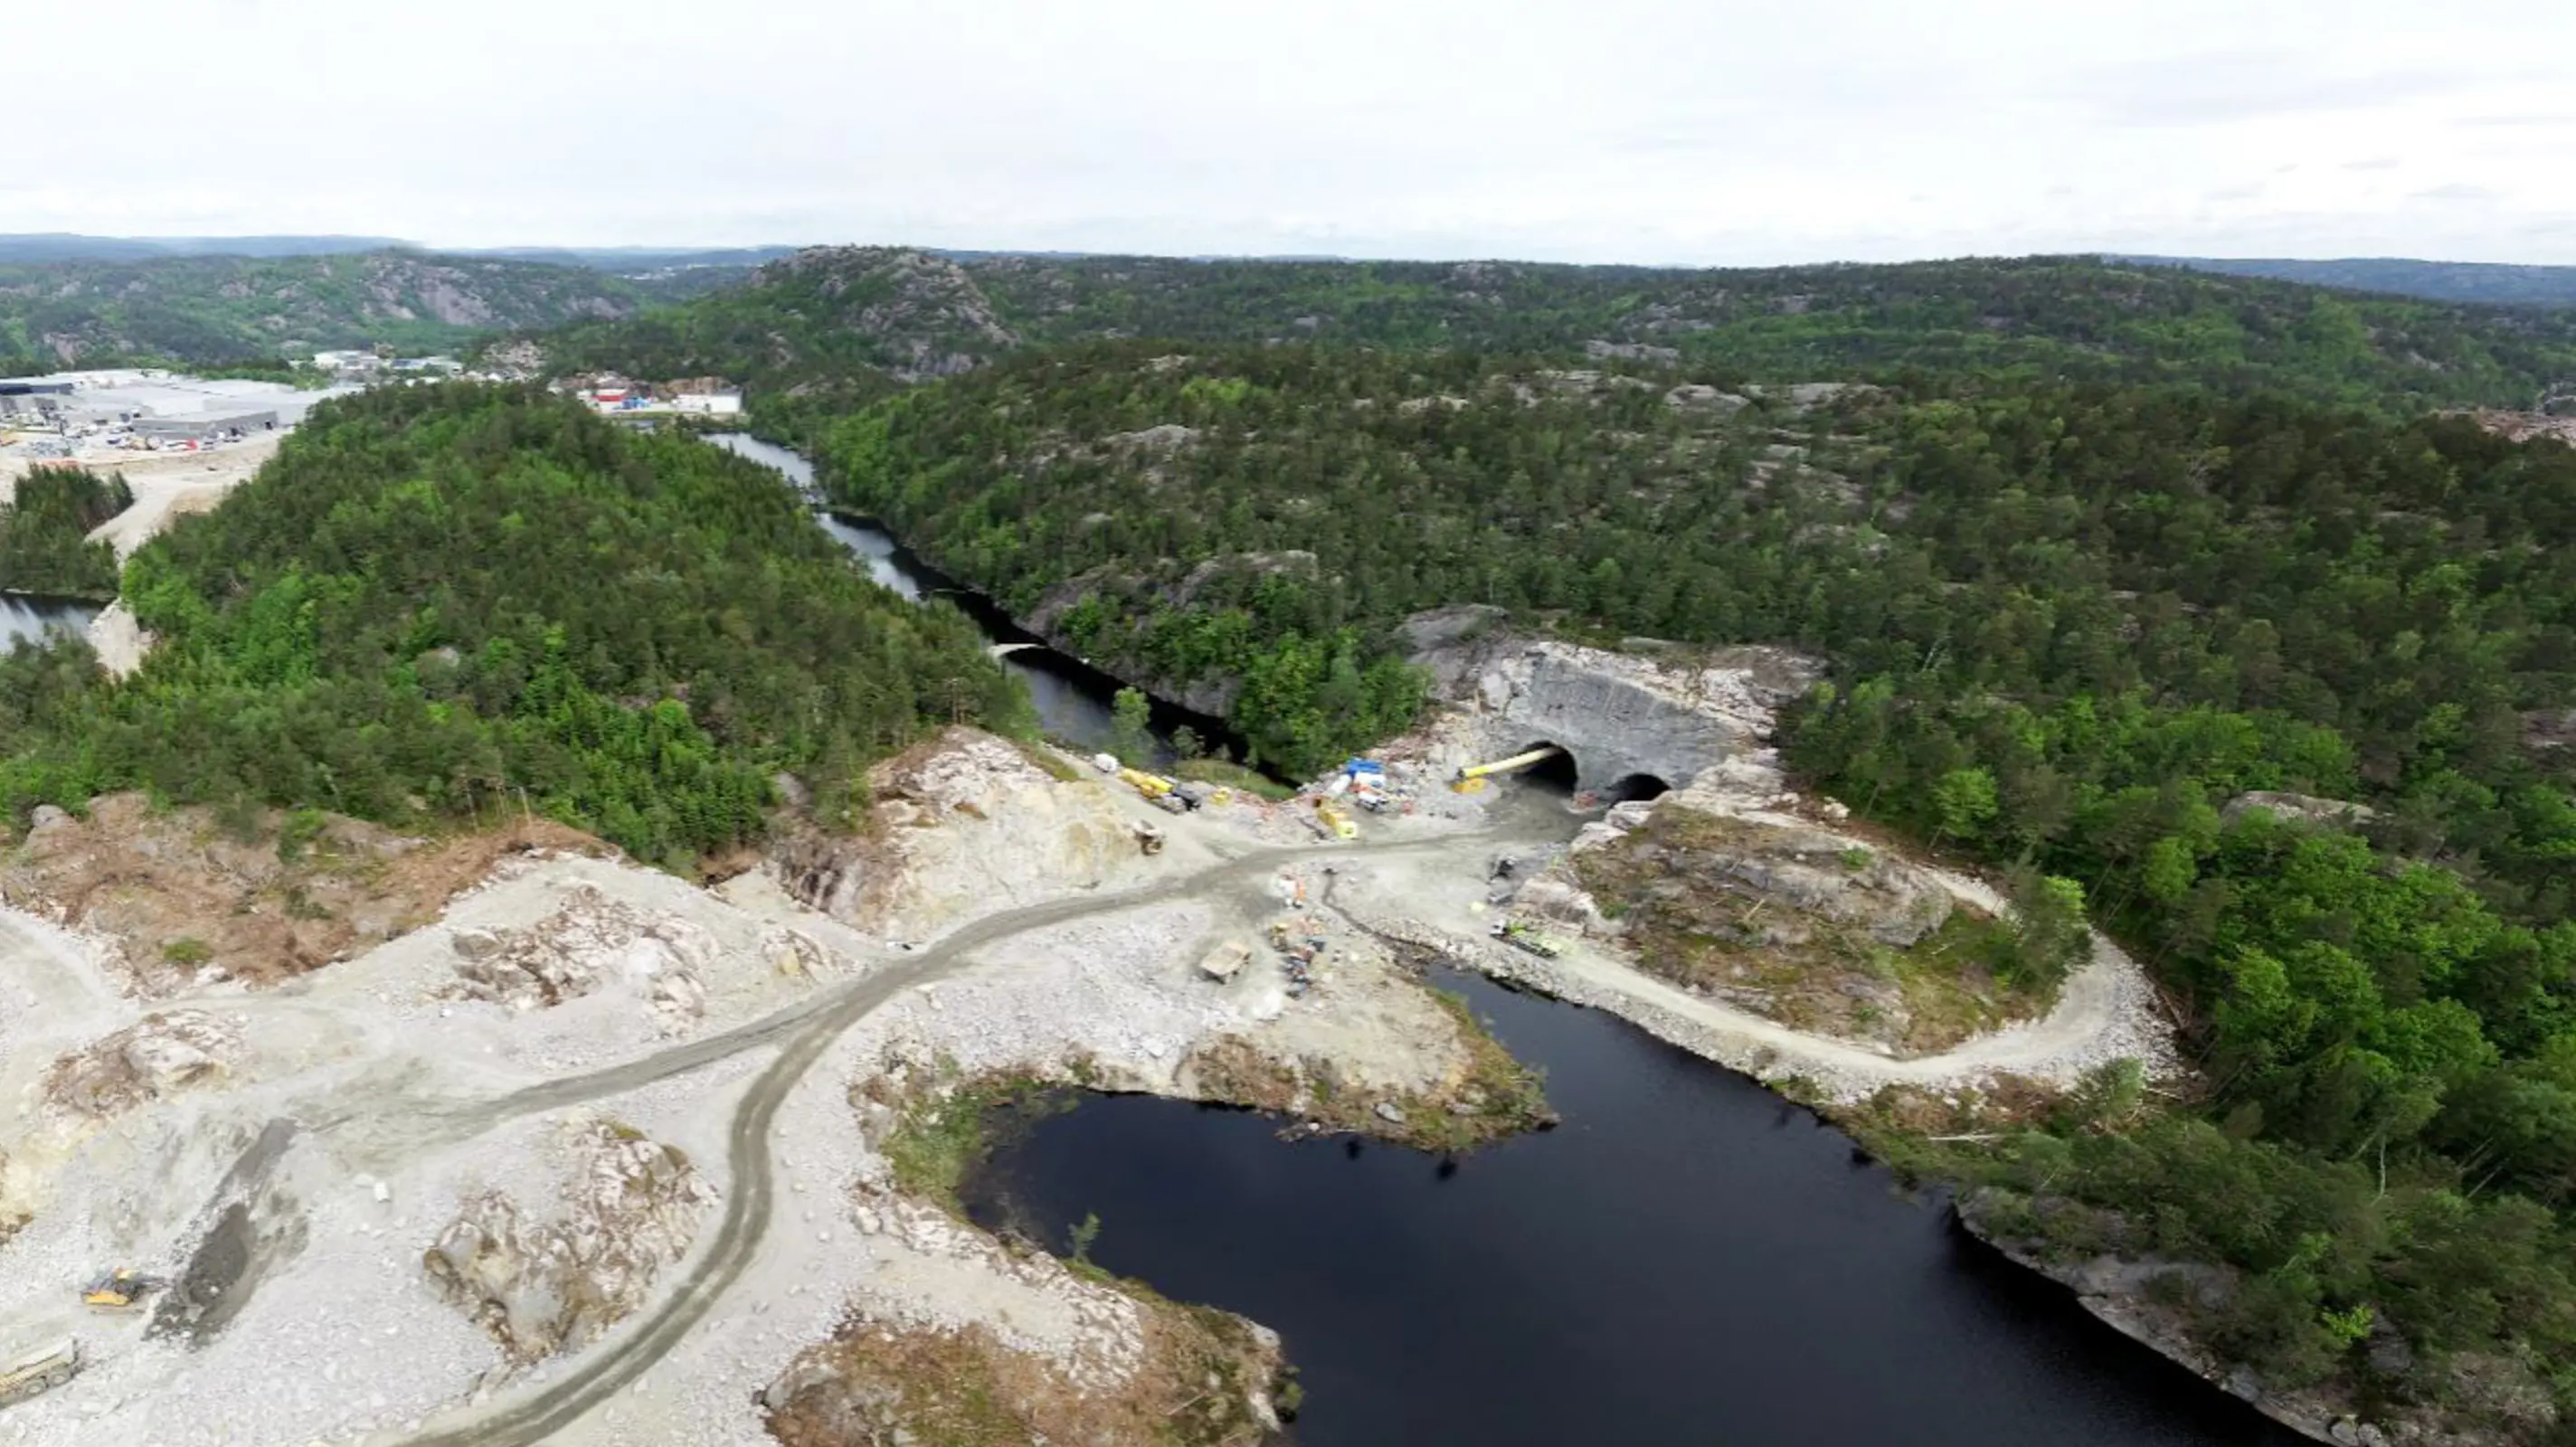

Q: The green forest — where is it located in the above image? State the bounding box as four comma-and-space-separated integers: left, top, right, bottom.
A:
2142, 255, 2576, 311
13, 233, 2576, 1427
0, 465, 130, 599
0, 251, 665, 369
796, 337, 2576, 1421
0, 386, 1026, 866
529, 247, 2576, 418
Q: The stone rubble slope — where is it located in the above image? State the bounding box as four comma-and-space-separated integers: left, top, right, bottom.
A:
444, 884, 720, 1033
424, 1118, 717, 1364
769, 729, 1184, 936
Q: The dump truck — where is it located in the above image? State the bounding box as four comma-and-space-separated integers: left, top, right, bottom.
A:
1490, 921, 1563, 959
1198, 941, 1252, 982
0, 1338, 79, 1409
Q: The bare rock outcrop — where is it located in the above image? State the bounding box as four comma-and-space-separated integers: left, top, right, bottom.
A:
42, 1010, 239, 1119
443, 884, 714, 1030
771, 730, 1159, 934
421, 1120, 715, 1364
1397, 615, 1821, 796
2221, 791, 2378, 830
1577, 773, 1954, 950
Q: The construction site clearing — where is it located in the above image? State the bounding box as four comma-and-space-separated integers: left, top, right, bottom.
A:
0, 719, 1596, 1446
0, 646, 2176, 1446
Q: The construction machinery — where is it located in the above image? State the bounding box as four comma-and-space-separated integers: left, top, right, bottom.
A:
0, 1338, 78, 1409
1454, 746, 1564, 789
1117, 765, 1174, 798
1490, 921, 1564, 959
1315, 801, 1359, 840
82, 1267, 165, 1313
1115, 766, 1189, 815
1198, 940, 1251, 982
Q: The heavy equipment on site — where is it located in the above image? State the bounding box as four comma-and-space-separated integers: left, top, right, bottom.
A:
1490, 920, 1564, 959
1453, 745, 1565, 791
82, 1267, 165, 1313
0, 1338, 79, 1409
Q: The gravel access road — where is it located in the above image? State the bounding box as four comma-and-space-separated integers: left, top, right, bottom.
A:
394, 828, 1492, 1445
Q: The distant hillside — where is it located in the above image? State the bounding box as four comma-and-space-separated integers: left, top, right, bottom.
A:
0, 251, 649, 368
464, 245, 800, 273
0, 234, 406, 264
522, 247, 2576, 416
2127, 255, 2576, 310
0, 235, 800, 272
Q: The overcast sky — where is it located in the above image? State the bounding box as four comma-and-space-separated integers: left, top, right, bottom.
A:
16, 0, 2573, 264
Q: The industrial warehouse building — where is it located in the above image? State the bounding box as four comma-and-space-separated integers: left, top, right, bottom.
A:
0, 377, 75, 419
130, 410, 279, 443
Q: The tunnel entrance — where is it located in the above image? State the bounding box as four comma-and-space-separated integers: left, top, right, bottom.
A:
1606, 773, 1672, 804
1512, 742, 1580, 795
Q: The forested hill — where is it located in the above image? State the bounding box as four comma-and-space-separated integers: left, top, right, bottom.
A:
0, 385, 1026, 867
521, 246, 2576, 414
2133, 255, 2576, 311
0, 251, 660, 370
816, 340, 2576, 1409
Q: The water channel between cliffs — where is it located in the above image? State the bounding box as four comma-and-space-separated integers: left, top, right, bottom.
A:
0, 593, 101, 651
712, 431, 2307, 1447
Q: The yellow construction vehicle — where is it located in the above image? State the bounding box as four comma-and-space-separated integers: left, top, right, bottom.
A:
1454, 746, 1564, 790
1117, 766, 1174, 797
82, 1268, 163, 1312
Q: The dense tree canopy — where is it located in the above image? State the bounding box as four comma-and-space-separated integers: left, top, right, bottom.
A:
798, 336, 2576, 1404
0, 465, 130, 599
0, 251, 681, 368
0, 385, 1028, 865
527, 248, 2576, 419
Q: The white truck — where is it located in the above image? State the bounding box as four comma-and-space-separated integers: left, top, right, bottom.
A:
0, 1338, 79, 1409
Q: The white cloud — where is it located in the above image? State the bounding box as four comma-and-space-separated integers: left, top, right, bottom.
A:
13, 0, 2575, 263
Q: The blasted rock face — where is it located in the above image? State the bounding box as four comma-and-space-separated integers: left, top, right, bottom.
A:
42, 1010, 240, 1119
443, 884, 713, 1031
769, 728, 1151, 934
421, 1121, 715, 1364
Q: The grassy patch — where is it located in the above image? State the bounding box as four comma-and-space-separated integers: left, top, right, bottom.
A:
1572, 805, 2057, 1055
877, 1073, 1065, 1213
160, 937, 213, 967
1173, 758, 1297, 801
1010, 740, 1085, 783
766, 1301, 1288, 1447
1181, 988, 1555, 1154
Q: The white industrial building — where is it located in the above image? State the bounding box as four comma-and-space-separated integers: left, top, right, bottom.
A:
131, 410, 280, 443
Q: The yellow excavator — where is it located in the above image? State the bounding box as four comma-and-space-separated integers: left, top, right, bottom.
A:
81, 1268, 164, 1313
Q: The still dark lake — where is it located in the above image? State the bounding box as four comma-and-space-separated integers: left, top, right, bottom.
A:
968, 971, 2307, 1447
701, 430, 2303, 1447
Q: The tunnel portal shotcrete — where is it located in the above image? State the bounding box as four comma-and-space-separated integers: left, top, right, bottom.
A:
1400, 611, 1823, 799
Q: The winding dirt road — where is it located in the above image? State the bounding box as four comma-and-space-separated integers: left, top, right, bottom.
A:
394, 834, 1389, 1445
1, 800, 2157, 1442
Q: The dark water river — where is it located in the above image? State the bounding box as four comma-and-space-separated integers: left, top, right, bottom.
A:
706, 431, 2306, 1447
0, 592, 100, 650
708, 433, 1222, 762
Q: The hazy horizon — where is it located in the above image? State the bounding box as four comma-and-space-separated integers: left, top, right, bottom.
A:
12, 235, 2576, 275
14, 0, 2574, 266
